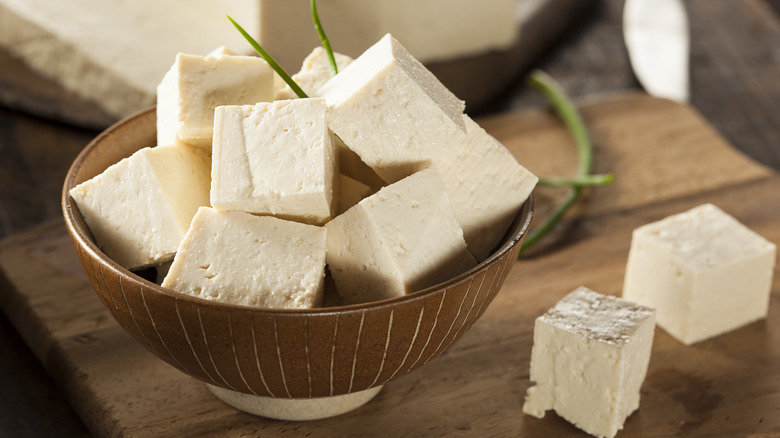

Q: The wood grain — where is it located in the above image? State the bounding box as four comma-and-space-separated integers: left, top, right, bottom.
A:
1, 94, 779, 437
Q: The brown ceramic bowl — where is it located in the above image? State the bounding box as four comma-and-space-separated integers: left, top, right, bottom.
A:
62, 107, 533, 401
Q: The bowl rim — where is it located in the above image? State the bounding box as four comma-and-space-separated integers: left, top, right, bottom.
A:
62, 106, 534, 317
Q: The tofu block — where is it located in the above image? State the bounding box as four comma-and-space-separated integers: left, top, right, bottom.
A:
276, 47, 354, 100
524, 287, 656, 438
337, 174, 373, 215
0, 0, 253, 118
326, 167, 477, 304
225, 0, 518, 71
623, 203, 776, 345
69, 144, 211, 269
157, 49, 275, 149
319, 34, 468, 184
211, 98, 337, 225
162, 207, 326, 309
434, 115, 537, 261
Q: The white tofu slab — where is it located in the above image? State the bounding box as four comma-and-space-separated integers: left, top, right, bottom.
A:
326, 167, 477, 304
623, 203, 776, 345
162, 207, 326, 309
319, 34, 468, 184
69, 144, 211, 269
156, 49, 275, 149
434, 115, 537, 261
211, 98, 337, 225
524, 286, 656, 438
0, 0, 251, 118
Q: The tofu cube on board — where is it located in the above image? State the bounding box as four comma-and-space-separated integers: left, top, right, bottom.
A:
326, 167, 477, 304
434, 115, 538, 262
524, 287, 656, 438
156, 47, 275, 149
319, 33, 468, 184
162, 207, 327, 309
69, 144, 211, 269
211, 98, 337, 225
276, 47, 354, 100
623, 203, 776, 345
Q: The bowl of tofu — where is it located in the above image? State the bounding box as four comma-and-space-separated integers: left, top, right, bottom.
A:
62, 34, 536, 420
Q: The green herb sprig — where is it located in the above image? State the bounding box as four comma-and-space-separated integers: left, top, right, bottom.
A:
227, 15, 308, 99
519, 70, 613, 256
311, 0, 338, 76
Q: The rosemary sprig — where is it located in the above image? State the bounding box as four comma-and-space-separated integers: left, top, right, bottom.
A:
519, 70, 613, 256
227, 15, 308, 99
311, 0, 338, 76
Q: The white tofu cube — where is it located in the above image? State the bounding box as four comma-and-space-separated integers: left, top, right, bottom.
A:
623, 203, 776, 345
69, 144, 211, 269
211, 98, 337, 225
156, 50, 275, 149
523, 287, 656, 438
434, 115, 537, 261
326, 167, 477, 304
276, 47, 354, 100
162, 207, 327, 309
319, 34, 468, 184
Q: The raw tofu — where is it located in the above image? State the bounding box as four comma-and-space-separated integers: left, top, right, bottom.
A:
211, 98, 336, 225
69, 144, 211, 269
157, 49, 275, 149
623, 203, 776, 345
276, 47, 354, 100
337, 174, 372, 215
524, 287, 656, 438
319, 33, 467, 184
434, 115, 537, 261
162, 207, 326, 309
222, 0, 518, 71
0, 0, 251, 118
326, 167, 477, 305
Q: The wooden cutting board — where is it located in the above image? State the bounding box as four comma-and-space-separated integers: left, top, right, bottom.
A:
1, 94, 778, 437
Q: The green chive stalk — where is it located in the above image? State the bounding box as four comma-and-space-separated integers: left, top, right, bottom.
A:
311, 0, 338, 76
519, 71, 613, 256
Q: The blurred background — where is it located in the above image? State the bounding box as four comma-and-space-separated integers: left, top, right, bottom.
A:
0, 0, 778, 435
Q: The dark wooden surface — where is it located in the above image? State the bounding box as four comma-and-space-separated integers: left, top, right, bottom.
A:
0, 0, 778, 436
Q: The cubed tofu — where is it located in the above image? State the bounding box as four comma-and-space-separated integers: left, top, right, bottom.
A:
156, 49, 275, 149
524, 287, 656, 438
162, 207, 327, 309
276, 47, 354, 100
623, 203, 776, 345
326, 167, 477, 304
434, 115, 537, 261
211, 98, 337, 225
69, 144, 211, 269
319, 34, 467, 184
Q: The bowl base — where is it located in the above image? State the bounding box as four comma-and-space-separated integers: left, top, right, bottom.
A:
207, 384, 383, 421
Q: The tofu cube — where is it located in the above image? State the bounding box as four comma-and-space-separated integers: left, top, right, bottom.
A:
623, 203, 776, 345
69, 144, 211, 269
319, 34, 468, 184
524, 287, 656, 438
326, 167, 477, 304
156, 49, 275, 149
161, 207, 327, 309
434, 115, 537, 261
276, 47, 354, 100
211, 98, 337, 225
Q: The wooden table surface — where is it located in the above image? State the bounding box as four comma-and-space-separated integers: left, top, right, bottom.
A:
0, 0, 778, 436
